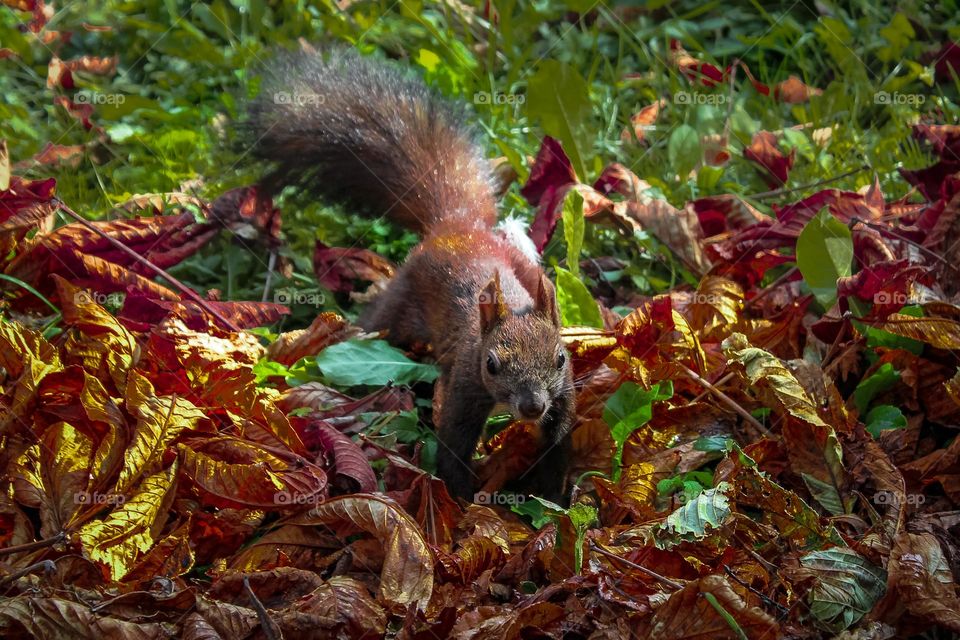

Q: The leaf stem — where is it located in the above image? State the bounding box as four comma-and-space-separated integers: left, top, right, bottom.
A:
589, 542, 684, 590
53, 198, 242, 332
679, 364, 772, 437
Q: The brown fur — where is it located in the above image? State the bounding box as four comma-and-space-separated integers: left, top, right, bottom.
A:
244, 48, 576, 502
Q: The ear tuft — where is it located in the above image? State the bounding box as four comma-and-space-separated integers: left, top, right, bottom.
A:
535, 273, 561, 328
479, 271, 509, 334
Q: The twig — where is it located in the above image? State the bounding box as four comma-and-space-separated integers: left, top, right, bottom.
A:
53, 198, 242, 332
243, 575, 281, 640
679, 364, 773, 437
0, 560, 56, 588
690, 372, 734, 404
748, 164, 869, 200
589, 543, 684, 590
723, 565, 788, 616
0, 532, 65, 557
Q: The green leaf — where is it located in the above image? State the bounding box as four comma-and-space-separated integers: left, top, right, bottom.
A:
252, 359, 291, 384
796, 209, 853, 309
660, 482, 732, 540
799, 548, 886, 633
603, 380, 673, 480
562, 189, 585, 277
852, 362, 900, 414
568, 502, 597, 575
313, 339, 438, 387
526, 60, 591, 178
667, 124, 700, 179
693, 435, 734, 453
555, 267, 603, 328
512, 496, 565, 529
864, 404, 907, 438
878, 13, 915, 62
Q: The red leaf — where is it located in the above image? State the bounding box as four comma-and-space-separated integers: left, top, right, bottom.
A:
743, 130, 795, 187
669, 40, 729, 87
313, 241, 396, 293
313, 422, 377, 493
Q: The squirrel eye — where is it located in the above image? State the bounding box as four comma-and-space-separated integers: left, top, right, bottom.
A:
486, 352, 500, 375
556, 352, 566, 369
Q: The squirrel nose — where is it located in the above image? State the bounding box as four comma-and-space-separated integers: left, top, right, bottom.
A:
518, 396, 547, 419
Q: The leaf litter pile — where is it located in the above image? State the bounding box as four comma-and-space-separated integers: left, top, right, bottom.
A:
4, 44, 960, 640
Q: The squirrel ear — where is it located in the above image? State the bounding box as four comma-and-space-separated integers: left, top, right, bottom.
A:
479, 272, 508, 335
535, 273, 561, 328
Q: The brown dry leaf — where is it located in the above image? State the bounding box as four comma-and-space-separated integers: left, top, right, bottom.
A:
193, 594, 259, 639
882, 532, 960, 632
618, 461, 660, 514
177, 437, 325, 509
946, 369, 960, 408
639, 574, 778, 639
728, 465, 839, 550
276, 574, 387, 637
723, 334, 847, 515
115, 192, 206, 216
289, 493, 434, 611
78, 462, 178, 581
0, 596, 167, 639
621, 99, 666, 144
266, 312, 360, 366
123, 520, 194, 582
226, 523, 340, 573
32, 142, 85, 167
443, 535, 506, 583
617, 198, 712, 276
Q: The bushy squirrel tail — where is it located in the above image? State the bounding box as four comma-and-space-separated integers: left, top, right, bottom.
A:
242, 47, 497, 234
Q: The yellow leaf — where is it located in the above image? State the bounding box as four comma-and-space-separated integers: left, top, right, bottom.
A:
864, 312, 960, 350
688, 276, 744, 339
619, 462, 659, 513
79, 462, 178, 581
53, 276, 138, 393
722, 333, 827, 427
0, 321, 62, 435
118, 371, 204, 492
12, 422, 93, 538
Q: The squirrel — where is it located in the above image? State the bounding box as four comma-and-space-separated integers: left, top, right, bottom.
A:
242, 48, 576, 504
